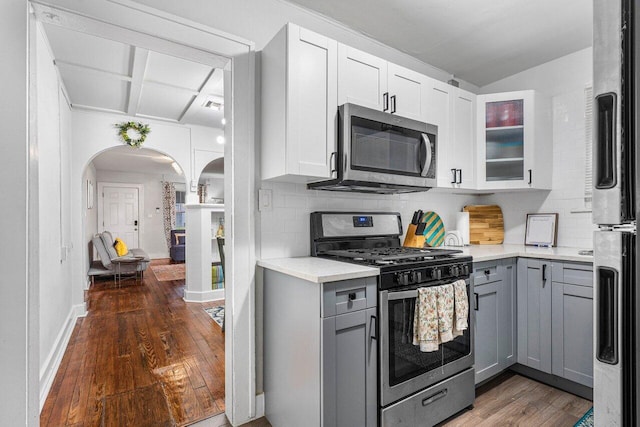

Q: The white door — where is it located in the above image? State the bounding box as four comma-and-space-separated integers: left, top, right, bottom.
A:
387, 63, 428, 121
337, 43, 388, 111
452, 88, 477, 189
100, 185, 140, 248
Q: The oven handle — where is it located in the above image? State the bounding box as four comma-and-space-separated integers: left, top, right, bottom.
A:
387, 289, 419, 301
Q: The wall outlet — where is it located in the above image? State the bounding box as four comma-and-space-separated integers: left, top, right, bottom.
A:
259, 189, 273, 212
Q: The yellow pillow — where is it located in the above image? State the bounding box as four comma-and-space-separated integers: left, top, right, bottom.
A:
114, 238, 129, 256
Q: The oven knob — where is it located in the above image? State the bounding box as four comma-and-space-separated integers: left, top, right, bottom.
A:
416, 271, 423, 283
463, 265, 470, 275
450, 266, 459, 276
396, 272, 409, 286
431, 268, 441, 280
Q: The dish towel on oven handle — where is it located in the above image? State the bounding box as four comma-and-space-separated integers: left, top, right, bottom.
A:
452, 279, 469, 337
412, 287, 439, 352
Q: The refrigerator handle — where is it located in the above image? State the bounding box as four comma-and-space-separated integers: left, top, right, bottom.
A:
596, 267, 619, 365
595, 93, 617, 189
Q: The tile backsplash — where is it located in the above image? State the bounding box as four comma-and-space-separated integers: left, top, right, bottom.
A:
258, 182, 479, 259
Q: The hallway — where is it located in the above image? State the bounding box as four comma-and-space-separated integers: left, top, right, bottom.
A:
40, 260, 225, 426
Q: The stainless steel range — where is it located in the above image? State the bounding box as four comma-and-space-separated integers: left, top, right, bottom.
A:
311, 212, 475, 427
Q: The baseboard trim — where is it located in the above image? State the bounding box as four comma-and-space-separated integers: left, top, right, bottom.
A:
509, 364, 593, 400
149, 252, 169, 259
39, 303, 85, 411
184, 288, 225, 302
255, 393, 265, 419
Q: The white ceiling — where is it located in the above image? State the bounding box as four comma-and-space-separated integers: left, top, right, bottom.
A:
92, 146, 184, 176
42, 23, 226, 128
282, 0, 593, 87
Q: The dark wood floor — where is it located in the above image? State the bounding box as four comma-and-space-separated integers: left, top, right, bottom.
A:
40, 259, 225, 427
441, 372, 592, 426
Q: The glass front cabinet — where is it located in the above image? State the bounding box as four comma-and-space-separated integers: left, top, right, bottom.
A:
476, 90, 552, 190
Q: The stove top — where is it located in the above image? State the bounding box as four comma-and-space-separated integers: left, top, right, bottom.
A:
323, 247, 463, 265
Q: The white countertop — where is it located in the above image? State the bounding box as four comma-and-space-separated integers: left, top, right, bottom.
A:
444, 244, 593, 263
257, 257, 379, 283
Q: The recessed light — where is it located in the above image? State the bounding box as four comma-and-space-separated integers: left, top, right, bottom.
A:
216, 136, 225, 145
221, 118, 227, 125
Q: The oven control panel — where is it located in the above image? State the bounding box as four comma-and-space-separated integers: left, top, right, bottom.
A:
381, 259, 472, 290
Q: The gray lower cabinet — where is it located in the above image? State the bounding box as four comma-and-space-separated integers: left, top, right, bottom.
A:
551, 263, 594, 387
517, 258, 552, 373
263, 269, 377, 427
323, 307, 377, 427
473, 259, 517, 384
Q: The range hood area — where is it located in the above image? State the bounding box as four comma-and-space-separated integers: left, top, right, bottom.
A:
307, 179, 431, 194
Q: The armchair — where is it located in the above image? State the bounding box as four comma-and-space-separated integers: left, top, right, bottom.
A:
170, 229, 186, 262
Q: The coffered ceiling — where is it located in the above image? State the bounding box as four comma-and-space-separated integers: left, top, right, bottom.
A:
41, 23, 225, 128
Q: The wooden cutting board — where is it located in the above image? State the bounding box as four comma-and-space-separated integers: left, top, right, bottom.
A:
463, 205, 504, 245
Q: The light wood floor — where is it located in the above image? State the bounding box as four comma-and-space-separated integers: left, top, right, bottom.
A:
441, 372, 592, 426
40, 259, 225, 427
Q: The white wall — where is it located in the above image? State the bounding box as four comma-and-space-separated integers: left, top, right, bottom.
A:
95, 169, 183, 259
35, 23, 78, 406
203, 176, 225, 202
478, 48, 594, 248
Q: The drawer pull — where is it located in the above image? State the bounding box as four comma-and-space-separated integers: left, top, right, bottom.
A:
422, 389, 448, 406
484, 269, 491, 276
348, 292, 356, 301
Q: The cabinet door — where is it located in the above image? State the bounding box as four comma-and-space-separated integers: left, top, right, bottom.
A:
337, 44, 388, 111
322, 307, 377, 427
387, 62, 428, 121
428, 79, 456, 187
501, 260, 517, 368
477, 90, 540, 190
552, 282, 594, 387
452, 88, 476, 189
474, 281, 501, 384
288, 26, 337, 178
517, 258, 552, 373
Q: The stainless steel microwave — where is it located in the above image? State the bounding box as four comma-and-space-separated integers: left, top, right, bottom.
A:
308, 103, 437, 194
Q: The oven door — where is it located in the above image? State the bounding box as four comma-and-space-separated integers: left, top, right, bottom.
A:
340, 103, 437, 188
379, 280, 474, 407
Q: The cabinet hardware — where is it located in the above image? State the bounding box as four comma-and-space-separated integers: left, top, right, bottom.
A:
422, 389, 447, 406
451, 169, 457, 184
348, 292, 356, 301
390, 95, 397, 114
474, 293, 479, 311
528, 169, 532, 185
370, 315, 377, 340
383, 92, 389, 112
330, 152, 337, 176
484, 269, 491, 276
457, 169, 463, 184
542, 264, 547, 285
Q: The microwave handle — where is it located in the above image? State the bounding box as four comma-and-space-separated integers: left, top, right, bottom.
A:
420, 134, 432, 177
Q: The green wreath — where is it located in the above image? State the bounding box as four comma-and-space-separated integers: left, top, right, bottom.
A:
116, 121, 151, 148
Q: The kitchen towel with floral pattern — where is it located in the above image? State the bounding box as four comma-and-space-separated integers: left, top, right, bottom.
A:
436, 284, 455, 343
412, 287, 439, 352
452, 279, 469, 337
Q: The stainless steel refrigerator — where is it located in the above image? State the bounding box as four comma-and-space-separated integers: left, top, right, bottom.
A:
593, 0, 638, 425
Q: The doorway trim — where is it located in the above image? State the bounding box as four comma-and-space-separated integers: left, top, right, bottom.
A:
31, 0, 257, 425
96, 182, 145, 247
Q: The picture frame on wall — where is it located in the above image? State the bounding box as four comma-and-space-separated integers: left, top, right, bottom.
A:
525, 213, 558, 247
87, 179, 94, 209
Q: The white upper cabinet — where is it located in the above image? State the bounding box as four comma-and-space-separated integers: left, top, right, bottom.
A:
429, 80, 476, 189
261, 23, 338, 182
338, 44, 428, 121
476, 90, 551, 190
337, 44, 388, 111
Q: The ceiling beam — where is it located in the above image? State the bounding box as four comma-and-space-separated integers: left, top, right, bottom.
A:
179, 68, 224, 124
127, 47, 149, 115
54, 59, 131, 82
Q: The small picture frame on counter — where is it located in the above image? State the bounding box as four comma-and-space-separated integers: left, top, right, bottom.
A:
525, 213, 558, 247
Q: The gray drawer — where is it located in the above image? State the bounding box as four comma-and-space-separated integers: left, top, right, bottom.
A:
473, 261, 503, 286
322, 277, 376, 318
381, 368, 475, 427
552, 262, 593, 287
